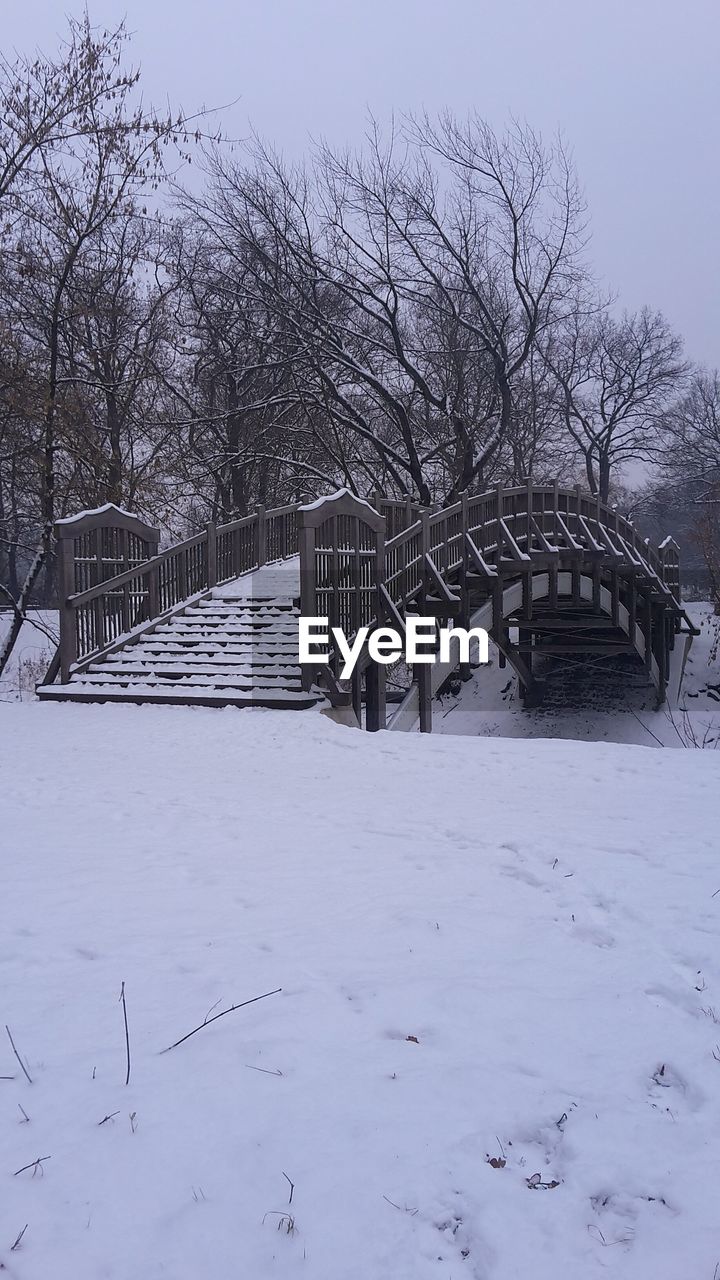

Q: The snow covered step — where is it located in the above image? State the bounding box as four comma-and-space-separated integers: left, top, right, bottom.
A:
95, 657, 302, 674
129, 634, 300, 647
38, 684, 320, 708
86, 665, 299, 686
39, 574, 320, 712
162, 614, 299, 623
116, 644, 302, 658
145, 624, 300, 637
87, 666, 303, 684
155, 625, 301, 637
122, 645, 299, 655
71, 672, 304, 691
210, 595, 297, 606
69, 666, 304, 687
156, 618, 299, 631
189, 603, 300, 615
183, 613, 299, 624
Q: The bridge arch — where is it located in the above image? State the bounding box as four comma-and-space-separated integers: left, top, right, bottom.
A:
388, 570, 684, 733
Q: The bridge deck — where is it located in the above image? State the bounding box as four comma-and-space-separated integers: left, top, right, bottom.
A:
213, 558, 300, 601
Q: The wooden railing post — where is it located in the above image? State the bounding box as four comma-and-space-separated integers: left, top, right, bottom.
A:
367, 511, 388, 731
416, 510, 433, 732
574, 483, 583, 540
298, 511, 316, 692
147, 561, 160, 618
404, 492, 414, 530
93, 527, 105, 652
552, 478, 560, 546
56, 530, 77, 683
120, 527, 130, 634
206, 521, 217, 588
459, 490, 472, 682
366, 661, 386, 732
658, 537, 681, 605
257, 504, 267, 567
460, 490, 469, 564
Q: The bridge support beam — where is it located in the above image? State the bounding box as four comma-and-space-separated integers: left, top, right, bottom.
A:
643, 593, 653, 680
656, 610, 667, 706
417, 663, 432, 733
365, 662, 386, 732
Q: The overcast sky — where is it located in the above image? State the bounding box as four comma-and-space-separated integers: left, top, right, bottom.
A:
5, 0, 719, 366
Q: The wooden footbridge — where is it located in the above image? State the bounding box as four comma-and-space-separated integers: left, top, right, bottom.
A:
39, 484, 696, 731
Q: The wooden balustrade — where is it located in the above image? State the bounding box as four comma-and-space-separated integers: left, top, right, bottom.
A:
54, 502, 302, 681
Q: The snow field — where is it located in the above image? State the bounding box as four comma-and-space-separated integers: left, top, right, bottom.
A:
1, 703, 719, 1278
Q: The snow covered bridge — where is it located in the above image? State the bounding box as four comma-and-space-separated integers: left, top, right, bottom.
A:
38, 484, 696, 730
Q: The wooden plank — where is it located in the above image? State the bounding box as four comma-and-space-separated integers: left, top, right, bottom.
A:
499, 518, 531, 562
465, 533, 498, 578
577, 514, 605, 553
207, 521, 217, 587
555, 513, 583, 552
424, 553, 461, 606
529, 515, 560, 554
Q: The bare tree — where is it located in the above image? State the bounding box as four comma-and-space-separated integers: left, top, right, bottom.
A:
656, 368, 720, 612
405, 112, 588, 482
167, 230, 326, 521
0, 18, 199, 676
57, 214, 182, 514
0, 15, 136, 204
182, 115, 585, 504
658, 368, 720, 492
546, 305, 687, 500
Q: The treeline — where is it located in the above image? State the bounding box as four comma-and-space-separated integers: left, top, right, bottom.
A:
0, 15, 718, 633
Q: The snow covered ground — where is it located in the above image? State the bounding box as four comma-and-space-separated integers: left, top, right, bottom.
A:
0, 611, 58, 704
1, 701, 719, 1278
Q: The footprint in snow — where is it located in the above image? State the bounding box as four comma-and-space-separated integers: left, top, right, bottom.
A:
644, 984, 700, 1018
571, 921, 616, 949
588, 1188, 676, 1250
648, 1061, 704, 1115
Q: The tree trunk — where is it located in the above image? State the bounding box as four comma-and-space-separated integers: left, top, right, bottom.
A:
598, 453, 611, 503
0, 527, 52, 678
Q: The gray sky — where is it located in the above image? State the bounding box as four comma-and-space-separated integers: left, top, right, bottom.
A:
5, 0, 719, 366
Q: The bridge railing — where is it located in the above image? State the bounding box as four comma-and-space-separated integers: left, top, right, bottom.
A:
378, 482, 681, 613
51, 489, 417, 685
370, 492, 424, 539
658, 537, 681, 601
54, 502, 301, 681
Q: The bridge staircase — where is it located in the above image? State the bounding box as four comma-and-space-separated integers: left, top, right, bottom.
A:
39, 587, 319, 710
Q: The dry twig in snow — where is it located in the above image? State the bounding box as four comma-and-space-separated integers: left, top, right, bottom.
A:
5, 1025, 32, 1084
160, 988, 282, 1053
119, 982, 131, 1086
